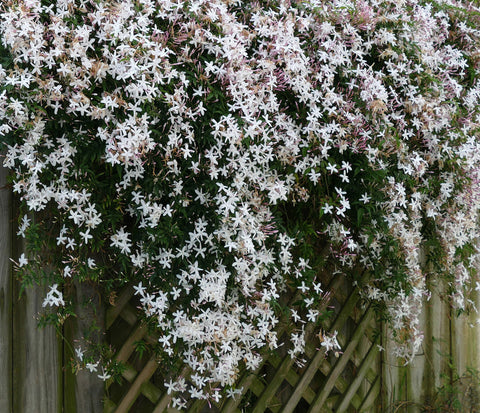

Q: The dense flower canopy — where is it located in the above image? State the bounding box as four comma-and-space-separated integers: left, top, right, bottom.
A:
1, 0, 480, 405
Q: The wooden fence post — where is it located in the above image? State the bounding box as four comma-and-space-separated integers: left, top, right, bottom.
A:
65, 281, 105, 413
0, 161, 12, 412
0, 161, 61, 413
11, 214, 61, 413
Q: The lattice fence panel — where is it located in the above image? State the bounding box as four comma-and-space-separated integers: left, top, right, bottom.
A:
103, 271, 381, 413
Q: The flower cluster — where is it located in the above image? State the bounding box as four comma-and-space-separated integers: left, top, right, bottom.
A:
1, 0, 480, 404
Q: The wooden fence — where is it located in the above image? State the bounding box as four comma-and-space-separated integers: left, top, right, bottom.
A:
1, 164, 64, 413
382, 284, 480, 411
2, 161, 480, 413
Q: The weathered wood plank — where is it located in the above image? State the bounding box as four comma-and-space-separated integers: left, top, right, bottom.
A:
382, 283, 452, 412
63, 317, 78, 413
114, 357, 158, 413
8, 200, 62, 413
279, 284, 363, 413
12, 255, 61, 413
335, 337, 380, 412
382, 322, 408, 411
106, 286, 134, 330
404, 294, 428, 413
0, 163, 12, 413
251, 354, 296, 413
68, 281, 106, 413
307, 306, 374, 412
358, 375, 381, 412
451, 288, 480, 378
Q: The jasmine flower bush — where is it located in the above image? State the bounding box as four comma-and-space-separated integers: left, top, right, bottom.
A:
1, 0, 480, 405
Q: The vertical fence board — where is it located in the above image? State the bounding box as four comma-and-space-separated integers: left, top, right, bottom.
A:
405, 294, 427, 413
0, 164, 12, 412
11, 207, 61, 413
12, 278, 61, 413
12, 283, 61, 412
450, 288, 480, 409
382, 322, 408, 411
66, 281, 105, 413
451, 289, 480, 376
382, 280, 477, 411
422, 283, 451, 402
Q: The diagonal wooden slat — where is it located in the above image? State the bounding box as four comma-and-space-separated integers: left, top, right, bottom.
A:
267, 352, 317, 403
114, 357, 159, 413
316, 328, 379, 402
140, 379, 163, 404
335, 336, 380, 412
115, 323, 147, 364
104, 398, 117, 413
358, 374, 381, 412
307, 306, 374, 412
118, 302, 140, 326
252, 354, 297, 413
219, 364, 267, 412
279, 282, 364, 413
106, 286, 135, 329
316, 357, 366, 409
